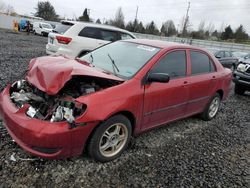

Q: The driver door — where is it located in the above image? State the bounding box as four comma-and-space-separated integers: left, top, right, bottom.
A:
142, 50, 189, 130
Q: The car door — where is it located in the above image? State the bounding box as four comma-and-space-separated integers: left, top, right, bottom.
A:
142, 50, 189, 130
222, 51, 235, 68
185, 50, 217, 115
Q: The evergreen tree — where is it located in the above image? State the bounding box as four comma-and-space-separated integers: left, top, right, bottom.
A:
34, 1, 59, 21
145, 21, 159, 35
221, 25, 234, 40
78, 8, 90, 22
234, 25, 249, 42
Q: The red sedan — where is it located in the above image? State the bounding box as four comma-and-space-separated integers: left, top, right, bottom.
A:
0, 39, 232, 162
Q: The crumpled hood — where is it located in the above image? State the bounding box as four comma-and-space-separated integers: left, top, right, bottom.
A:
26, 56, 124, 95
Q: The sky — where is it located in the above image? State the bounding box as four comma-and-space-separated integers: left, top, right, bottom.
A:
2, 0, 250, 34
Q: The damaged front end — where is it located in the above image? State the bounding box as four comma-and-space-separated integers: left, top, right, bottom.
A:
10, 76, 121, 128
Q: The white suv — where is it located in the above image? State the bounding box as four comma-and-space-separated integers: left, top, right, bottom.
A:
46, 21, 136, 57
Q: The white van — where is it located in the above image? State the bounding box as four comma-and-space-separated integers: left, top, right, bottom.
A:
33, 22, 53, 36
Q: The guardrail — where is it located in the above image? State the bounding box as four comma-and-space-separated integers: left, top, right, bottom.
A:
133, 33, 250, 52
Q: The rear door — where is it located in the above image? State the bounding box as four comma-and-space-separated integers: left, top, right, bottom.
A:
142, 50, 189, 130
185, 50, 217, 115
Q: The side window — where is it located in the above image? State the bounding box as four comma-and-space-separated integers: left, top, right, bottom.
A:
100, 30, 118, 41
151, 51, 186, 79
224, 51, 231, 57
78, 27, 100, 39
190, 51, 215, 75
120, 33, 134, 40
216, 51, 224, 58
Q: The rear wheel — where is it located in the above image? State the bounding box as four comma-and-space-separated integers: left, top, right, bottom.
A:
201, 93, 221, 121
88, 115, 132, 162
234, 84, 245, 95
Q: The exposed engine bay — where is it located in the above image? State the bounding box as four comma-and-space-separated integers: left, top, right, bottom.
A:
10, 76, 121, 123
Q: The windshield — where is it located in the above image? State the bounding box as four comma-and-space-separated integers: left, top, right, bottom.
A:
232, 51, 248, 58
80, 41, 161, 79
42, 24, 52, 29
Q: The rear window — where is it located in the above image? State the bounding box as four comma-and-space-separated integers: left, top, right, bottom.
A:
53, 23, 73, 34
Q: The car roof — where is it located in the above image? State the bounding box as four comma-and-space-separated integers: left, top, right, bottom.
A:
124, 39, 193, 49
60, 20, 134, 35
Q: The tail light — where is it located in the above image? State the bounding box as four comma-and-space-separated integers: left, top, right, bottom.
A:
56, 36, 72, 44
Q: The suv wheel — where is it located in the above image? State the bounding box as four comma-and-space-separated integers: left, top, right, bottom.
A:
235, 84, 245, 95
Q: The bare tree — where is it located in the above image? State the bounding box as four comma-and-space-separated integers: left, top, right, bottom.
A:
110, 7, 125, 29
5, 4, 15, 15
0, 0, 5, 12
161, 20, 177, 36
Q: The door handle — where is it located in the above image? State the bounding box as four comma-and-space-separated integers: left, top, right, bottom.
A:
183, 81, 188, 84
212, 76, 216, 79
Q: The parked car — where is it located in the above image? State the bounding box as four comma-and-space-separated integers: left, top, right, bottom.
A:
46, 20, 136, 57
232, 51, 248, 59
0, 40, 232, 162
233, 58, 250, 95
33, 22, 53, 36
213, 50, 238, 70
237, 52, 250, 64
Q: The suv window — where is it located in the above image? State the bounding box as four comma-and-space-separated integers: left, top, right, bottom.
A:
151, 50, 186, 78
100, 30, 118, 41
120, 33, 134, 40
190, 51, 215, 75
78, 27, 100, 39
53, 24, 73, 34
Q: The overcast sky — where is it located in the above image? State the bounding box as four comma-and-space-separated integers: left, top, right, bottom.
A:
3, 0, 250, 34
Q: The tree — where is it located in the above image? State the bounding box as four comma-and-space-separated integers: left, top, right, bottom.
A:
221, 25, 234, 40
96, 18, 101, 24
137, 21, 145, 33
5, 4, 15, 15
110, 7, 125, 29
234, 25, 249, 42
78, 8, 90, 22
160, 20, 177, 36
34, 1, 59, 21
145, 21, 159, 35
125, 21, 134, 32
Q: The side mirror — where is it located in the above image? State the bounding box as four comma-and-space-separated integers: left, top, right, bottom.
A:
215, 55, 221, 59
147, 73, 170, 83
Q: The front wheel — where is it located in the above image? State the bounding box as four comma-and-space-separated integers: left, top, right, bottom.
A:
88, 115, 132, 162
200, 93, 221, 121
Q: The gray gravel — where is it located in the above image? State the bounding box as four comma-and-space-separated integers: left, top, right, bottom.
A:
0, 29, 249, 187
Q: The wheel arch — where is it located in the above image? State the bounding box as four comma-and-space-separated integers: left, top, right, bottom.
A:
216, 89, 224, 99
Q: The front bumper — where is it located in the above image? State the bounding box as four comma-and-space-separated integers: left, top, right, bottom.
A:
233, 71, 250, 88
0, 85, 97, 159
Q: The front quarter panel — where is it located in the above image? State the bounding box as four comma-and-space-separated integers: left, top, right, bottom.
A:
75, 78, 144, 134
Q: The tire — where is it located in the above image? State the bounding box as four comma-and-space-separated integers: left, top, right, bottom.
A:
200, 93, 221, 121
234, 84, 245, 95
88, 115, 132, 162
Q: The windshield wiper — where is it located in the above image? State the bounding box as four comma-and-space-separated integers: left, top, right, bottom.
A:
89, 52, 94, 64
107, 53, 119, 76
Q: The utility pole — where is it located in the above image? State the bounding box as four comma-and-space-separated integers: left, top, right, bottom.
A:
134, 6, 139, 31
135, 6, 138, 20
182, 2, 190, 36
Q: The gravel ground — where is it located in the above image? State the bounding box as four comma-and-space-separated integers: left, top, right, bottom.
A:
0, 29, 249, 187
